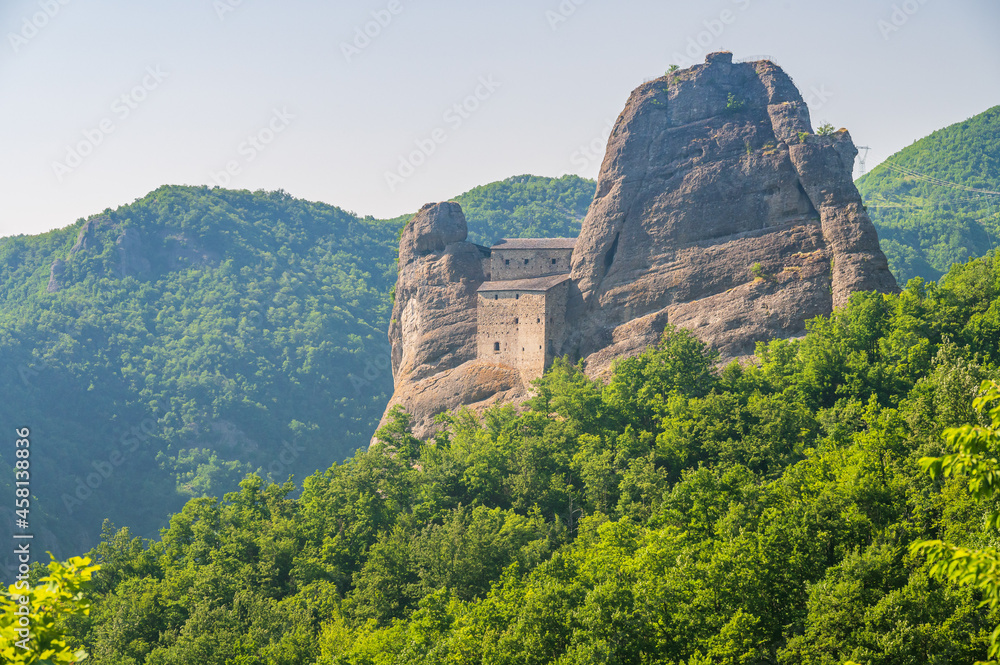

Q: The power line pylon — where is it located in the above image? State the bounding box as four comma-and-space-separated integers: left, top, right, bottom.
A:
856, 145, 871, 177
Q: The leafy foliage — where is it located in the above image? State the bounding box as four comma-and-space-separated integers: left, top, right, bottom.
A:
451, 174, 594, 246
0, 177, 594, 565
913, 380, 1000, 663
858, 105, 1000, 283
0, 555, 100, 663
54, 252, 1000, 663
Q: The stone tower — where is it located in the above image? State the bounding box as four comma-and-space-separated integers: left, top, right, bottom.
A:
475, 238, 575, 384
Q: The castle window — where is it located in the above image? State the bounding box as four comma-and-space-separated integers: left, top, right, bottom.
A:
524, 259, 529, 265
514, 317, 519, 324
515, 294, 520, 300
494, 295, 498, 300
551, 258, 557, 265
505, 259, 509, 266
537, 317, 540, 323
494, 342, 500, 352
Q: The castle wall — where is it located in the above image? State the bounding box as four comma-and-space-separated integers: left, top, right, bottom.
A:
491, 248, 574, 280
477, 290, 549, 383
543, 280, 570, 366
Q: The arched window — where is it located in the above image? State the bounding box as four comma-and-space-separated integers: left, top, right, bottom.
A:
494, 342, 500, 352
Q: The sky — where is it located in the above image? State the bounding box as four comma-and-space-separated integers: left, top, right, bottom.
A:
1, 0, 998, 239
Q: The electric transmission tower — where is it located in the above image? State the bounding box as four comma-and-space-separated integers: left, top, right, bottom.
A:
856, 145, 871, 177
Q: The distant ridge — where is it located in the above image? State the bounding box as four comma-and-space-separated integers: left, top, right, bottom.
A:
858, 105, 1000, 283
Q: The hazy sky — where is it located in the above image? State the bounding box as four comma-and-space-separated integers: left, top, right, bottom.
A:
1, 0, 998, 238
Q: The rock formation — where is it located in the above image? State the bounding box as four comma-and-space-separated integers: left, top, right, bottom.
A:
116, 228, 152, 277
378, 52, 898, 438
379, 203, 527, 438
566, 51, 896, 373
46, 259, 65, 293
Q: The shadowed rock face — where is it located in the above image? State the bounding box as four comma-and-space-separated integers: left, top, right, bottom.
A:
564, 52, 897, 374
376, 53, 898, 438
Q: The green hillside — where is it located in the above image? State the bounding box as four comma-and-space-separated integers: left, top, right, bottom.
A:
0, 175, 595, 562
380, 174, 596, 245
453, 174, 595, 245
858, 105, 1000, 283
54, 253, 1000, 664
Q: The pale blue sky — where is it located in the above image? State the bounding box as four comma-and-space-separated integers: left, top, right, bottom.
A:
1, 0, 997, 237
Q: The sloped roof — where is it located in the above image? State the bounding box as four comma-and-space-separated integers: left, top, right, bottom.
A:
477, 274, 572, 293
492, 237, 577, 250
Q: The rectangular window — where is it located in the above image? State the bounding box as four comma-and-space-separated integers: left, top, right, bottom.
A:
551, 258, 557, 264
505, 259, 510, 266
494, 342, 500, 351
524, 259, 529, 265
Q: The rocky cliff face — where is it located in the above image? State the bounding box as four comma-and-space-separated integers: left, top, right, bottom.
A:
378, 53, 898, 437
566, 51, 897, 374
379, 202, 526, 439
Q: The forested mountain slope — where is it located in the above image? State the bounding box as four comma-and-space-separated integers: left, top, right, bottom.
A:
859, 105, 1000, 283
0, 175, 594, 564
60, 252, 1000, 664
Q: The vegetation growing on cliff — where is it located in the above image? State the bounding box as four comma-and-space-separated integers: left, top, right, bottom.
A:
55, 251, 1000, 663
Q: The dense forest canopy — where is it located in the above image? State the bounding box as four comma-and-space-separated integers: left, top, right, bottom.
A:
0, 175, 595, 565
45, 250, 1000, 664
858, 105, 1000, 284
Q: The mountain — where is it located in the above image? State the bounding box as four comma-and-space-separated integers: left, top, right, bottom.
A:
380, 52, 897, 438
0, 175, 593, 565
858, 105, 1000, 283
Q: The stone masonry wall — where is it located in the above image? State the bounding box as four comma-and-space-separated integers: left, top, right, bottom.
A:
491, 248, 574, 280
477, 290, 549, 383
543, 280, 570, 366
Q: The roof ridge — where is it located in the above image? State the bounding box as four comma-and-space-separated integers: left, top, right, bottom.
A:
477, 274, 572, 292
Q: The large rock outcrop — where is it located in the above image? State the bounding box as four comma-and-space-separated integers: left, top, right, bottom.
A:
377, 53, 897, 437
565, 51, 897, 374
378, 202, 526, 439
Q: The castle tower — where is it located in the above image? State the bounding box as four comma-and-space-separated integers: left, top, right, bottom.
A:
476, 238, 575, 384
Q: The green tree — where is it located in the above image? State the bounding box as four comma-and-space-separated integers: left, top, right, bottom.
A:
0, 555, 100, 664
913, 379, 1000, 663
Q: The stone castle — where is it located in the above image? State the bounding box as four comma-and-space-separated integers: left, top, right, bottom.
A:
476, 238, 575, 384
378, 52, 899, 440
